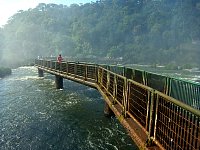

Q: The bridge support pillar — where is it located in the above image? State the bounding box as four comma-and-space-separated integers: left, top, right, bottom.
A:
104, 102, 114, 117
55, 75, 63, 89
38, 68, 44, 77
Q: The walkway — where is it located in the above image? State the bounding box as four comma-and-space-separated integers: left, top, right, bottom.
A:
35, 59, 200, 150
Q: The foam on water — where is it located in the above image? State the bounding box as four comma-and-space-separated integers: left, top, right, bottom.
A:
9, 76, 42, 81
0, 66, 138, 150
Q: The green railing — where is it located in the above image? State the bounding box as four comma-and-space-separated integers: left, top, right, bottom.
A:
35, 59, 200, 150
111, 65, 200, 110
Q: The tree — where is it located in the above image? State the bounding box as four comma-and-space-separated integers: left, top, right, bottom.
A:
1, 0, 199, 66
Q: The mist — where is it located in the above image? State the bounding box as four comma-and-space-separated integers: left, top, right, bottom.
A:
0, 0, 200, 68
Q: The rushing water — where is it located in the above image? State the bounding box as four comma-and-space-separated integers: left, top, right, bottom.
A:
0, 66, 138, 150
127, 64, 200, 83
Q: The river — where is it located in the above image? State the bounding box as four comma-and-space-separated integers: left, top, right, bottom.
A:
0, 66, 138, 150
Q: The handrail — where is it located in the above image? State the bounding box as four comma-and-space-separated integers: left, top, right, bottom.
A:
155, 90, 200, 117
35, 59, 200, 150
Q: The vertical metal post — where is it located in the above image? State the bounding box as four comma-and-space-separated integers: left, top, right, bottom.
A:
146, 91, 156, 147
98, 67, 101, 84
123, 79, 129, 117
55, 62, 57, 71
148, 92, 155, 138
107, 71, 110, 91
95, 65, 98, 83
74, 62, 77, 76
66, 62, 68, 74
50, 61, 52, 69
123, 66, 126, 77
101, 68, 104, 85
152, 94, 159, 139
146, 90, 151, 130
85, 63, 87, 80
60, 63, 62, 72
113, 74, 117, 105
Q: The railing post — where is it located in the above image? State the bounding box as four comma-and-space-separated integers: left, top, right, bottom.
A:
123, 79, 129, 117
145, 91, 154, 146
100, 68, 103, 85
145, 91, 151, 130
113, 74, 117, 104
107, 71, 110, 91
50, 61, 52, 69
66, 62, 68, 74
97, 67, 100, 84
95, 64, 98, 83
55, 62, 57, 71
75, 62, 77, 76
152, 94, 159, 139
60, 63, 62, 72
85, 63, 87, 80
53, 61, 55, 70
123, 66, 126, 77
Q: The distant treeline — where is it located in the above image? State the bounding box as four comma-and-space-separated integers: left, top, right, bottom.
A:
0, 67, 12, 78
0, 0, 200, 67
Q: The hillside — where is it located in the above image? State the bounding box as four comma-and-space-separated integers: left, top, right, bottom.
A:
0, 0, 200, 67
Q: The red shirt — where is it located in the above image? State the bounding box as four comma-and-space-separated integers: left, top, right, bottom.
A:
57, 56, 63, 63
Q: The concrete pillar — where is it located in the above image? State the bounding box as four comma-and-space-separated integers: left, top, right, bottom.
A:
104, 102, 114, 117
38, 68, 44, 77
55, 75, 63, 89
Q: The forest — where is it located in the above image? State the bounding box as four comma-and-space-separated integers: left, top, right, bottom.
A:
0, 0, 200, 68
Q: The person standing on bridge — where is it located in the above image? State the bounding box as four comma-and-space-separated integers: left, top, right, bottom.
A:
57, 54, 63, 63
57, 54, 63, 71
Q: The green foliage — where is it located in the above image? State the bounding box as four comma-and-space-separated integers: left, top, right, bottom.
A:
1, 0, 200, 66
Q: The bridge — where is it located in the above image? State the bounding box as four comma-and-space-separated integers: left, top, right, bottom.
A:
35, 59, 200, 150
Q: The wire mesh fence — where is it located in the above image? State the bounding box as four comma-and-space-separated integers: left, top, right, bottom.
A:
35, 59, 200, 150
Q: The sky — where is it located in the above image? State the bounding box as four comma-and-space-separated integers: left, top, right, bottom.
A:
0, 0, 95, 27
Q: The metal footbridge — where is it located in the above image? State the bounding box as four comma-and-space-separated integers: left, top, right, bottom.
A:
35, 59, 200, 150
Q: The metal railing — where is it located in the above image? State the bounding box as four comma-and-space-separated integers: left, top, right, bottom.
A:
127, 79, 152, 130
35, 59, 200, 150
154, 91, 200, 150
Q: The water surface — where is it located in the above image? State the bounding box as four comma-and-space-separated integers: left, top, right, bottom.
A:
0, 66, 138, 150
